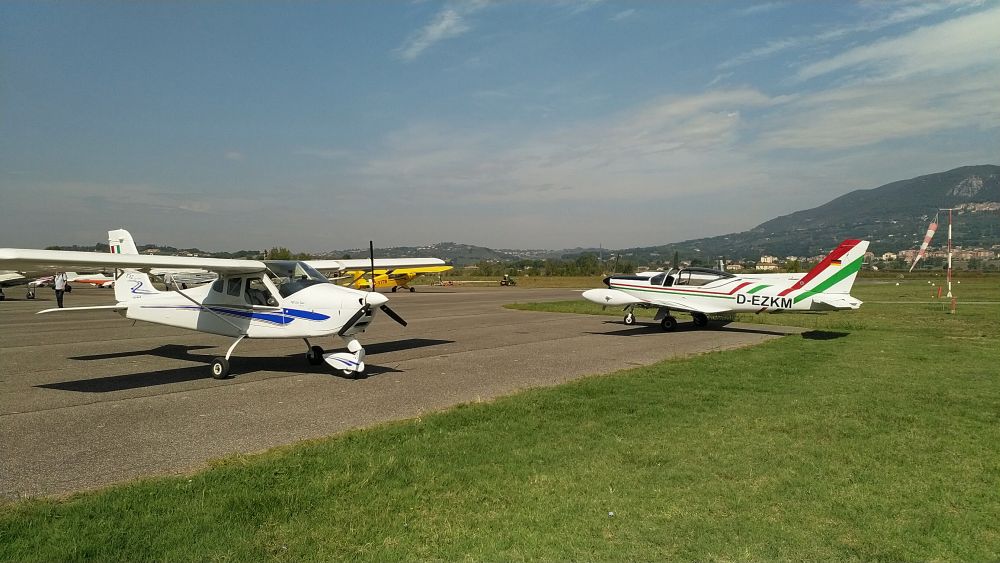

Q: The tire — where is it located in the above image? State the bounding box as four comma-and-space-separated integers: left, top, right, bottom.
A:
210, 357, 231, 379
307, 345, 325, 366
692, 312, 709, 328
391, 286, 398, 293
26, 292, 34, 300
660, 316, 678, 332
409, 287, 415, 293
624, 312, 636, 325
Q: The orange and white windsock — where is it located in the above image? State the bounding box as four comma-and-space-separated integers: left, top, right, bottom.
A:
909, 221, 938, 272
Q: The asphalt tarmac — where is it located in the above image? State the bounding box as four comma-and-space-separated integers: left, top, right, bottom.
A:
0, 285, 800, 499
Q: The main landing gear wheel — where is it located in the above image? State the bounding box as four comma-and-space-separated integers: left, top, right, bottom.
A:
26, 291, 35, 300
692, 312, 709, 328
660, 316, 678, 332
409, 287, 415, 293
307, 345, 325, 366
210, 357, 231, 379
624, 312, 636, 325
391, 286, 398, 293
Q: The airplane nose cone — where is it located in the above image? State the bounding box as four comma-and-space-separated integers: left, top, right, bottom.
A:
365, 292, 388, 306
602, 276, 611, 287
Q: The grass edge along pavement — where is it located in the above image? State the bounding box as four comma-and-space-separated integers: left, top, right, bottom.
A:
2, 277, 999, 561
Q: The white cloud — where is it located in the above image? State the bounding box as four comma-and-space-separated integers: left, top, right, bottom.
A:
718, 0, 989, 70
610, 9, 635, 22
396, 1, 490, 61
796, 4, 1000, 82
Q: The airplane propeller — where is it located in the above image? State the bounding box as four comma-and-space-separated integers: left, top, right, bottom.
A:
367, 240, 407, 327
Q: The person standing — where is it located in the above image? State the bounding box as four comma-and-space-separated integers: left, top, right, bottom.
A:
53, 272, 68, 308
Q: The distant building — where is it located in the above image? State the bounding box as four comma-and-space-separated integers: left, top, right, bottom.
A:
881, 252, 897, 261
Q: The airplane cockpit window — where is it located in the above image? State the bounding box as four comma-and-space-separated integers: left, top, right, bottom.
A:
245, 277, 276, 306
265, 261, 330, 298
226, 277, 243, 297
649, 273, 666, 286
676, 267, 735, 287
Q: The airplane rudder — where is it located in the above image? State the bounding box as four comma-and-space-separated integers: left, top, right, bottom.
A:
107, 229, 139, 255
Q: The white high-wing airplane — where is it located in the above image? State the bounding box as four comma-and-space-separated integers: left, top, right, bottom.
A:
0, 230, 411, 379
584, 239, 869, 330
0, 271, 29, 301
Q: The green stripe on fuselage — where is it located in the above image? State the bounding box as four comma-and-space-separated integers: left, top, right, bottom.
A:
747, 284, 769, 294
793, 255, 863, 303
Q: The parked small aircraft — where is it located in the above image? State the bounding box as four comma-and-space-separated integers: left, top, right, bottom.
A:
0, 230, 411, 379
25, 272, 116, 299
583, 239, 870, 330
0, 271, 28, 301
347, 264, 453, 292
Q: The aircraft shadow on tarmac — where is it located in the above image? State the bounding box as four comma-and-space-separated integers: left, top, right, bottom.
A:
588, 320, 796, 338
42, 338, 453, 393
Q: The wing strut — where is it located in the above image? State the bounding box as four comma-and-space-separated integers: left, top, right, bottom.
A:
168, 279, 248, 335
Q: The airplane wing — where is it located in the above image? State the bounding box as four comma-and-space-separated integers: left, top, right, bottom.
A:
307, 258, 448, 274
342, 265, 454, 281
0, 272, 28, 288
0, 249, 266, 276
582, 288, 732, 314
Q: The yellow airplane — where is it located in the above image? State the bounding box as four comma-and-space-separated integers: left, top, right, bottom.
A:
349, 265, 453, 292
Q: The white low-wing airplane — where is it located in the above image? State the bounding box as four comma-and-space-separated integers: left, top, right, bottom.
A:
0, 230, 411, 379
584, 239, 869, 330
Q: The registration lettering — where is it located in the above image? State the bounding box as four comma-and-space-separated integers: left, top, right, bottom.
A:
736, 294, 793, 309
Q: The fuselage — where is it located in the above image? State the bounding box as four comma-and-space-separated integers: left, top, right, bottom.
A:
599, 266, 860, 313
119, 271, 377, 338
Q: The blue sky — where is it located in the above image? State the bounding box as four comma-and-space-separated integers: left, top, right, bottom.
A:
2, 1, 998, 251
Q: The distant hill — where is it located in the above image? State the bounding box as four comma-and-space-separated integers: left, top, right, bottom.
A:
617, 165, 1000, 264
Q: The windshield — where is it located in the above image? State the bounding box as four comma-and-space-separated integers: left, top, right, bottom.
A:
264, 260, 330, 298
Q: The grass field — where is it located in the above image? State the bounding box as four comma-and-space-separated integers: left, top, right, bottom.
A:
2, 274, 999, 561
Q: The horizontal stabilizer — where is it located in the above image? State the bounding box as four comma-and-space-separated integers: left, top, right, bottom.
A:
810, 295, 863, 310
37, 304, 127, 315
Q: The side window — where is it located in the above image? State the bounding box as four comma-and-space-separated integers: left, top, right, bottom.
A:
245, 278, 273, 306
212, 278, 224, 293
227, 277, 243, 297
650, 273, 665, 286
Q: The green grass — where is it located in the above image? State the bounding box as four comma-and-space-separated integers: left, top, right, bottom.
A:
3, 275, 999, 561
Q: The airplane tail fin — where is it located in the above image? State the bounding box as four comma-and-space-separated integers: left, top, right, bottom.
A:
789, 239, 869, 300
107, 229, 161, 301
114, 270, 161, 302
108, 229, 139, 255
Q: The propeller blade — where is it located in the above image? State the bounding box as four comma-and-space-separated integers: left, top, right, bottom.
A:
338, 305, 370, 337
369, 240, 375, 292
379, 304, 407, 327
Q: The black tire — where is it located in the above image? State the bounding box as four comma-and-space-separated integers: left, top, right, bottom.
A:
660, 316, 678, 332
307, 345, 325, 366
210, 357, 231, 379
624, 312, 636, 325
391, 286, 398, 293
692, 312, 709, 328
26, 292, 34, 300
409, 287, 415, 293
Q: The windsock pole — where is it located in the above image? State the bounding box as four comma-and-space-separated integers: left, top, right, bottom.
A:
947, 208, 953, 298
940, 208, 956, 313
